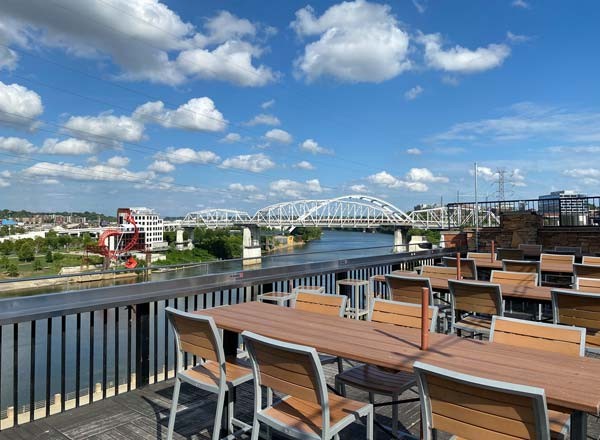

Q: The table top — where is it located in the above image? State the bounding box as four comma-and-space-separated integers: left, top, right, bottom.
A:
201, 302, 600, 415
336, 278, 369, 286
372, 271, 553, 301
258, 291, 294, 299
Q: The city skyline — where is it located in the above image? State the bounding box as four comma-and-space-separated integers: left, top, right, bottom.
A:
2, 0, 600, 215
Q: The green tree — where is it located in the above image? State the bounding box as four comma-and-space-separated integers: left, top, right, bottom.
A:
33, 259, 43, 271
46, 250, 54, 263
0, 255, 9, 268
6, 263, 19, 277
17, 241, 35, 261
0, 240, 13, 255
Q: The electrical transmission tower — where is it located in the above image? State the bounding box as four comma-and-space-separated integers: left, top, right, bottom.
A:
496, 168, 507, 201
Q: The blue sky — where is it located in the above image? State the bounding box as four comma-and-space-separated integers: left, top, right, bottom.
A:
1, 0, 600, 216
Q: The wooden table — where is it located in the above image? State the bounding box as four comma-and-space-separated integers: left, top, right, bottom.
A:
202, 302, 600, 439
372, 271, 553, 302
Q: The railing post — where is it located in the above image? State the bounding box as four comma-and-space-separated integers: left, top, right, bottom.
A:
135, 302, 150, 388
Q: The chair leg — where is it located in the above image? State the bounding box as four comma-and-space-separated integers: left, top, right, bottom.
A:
392, 393, 399, 436
227, 389, 234, 434
212, 390, 226, 440
366, 408, 374, 440
336, 377, 347, 397
266, 388, 273, 440
337, 356, 344, 374
250, 418, 261, 440
166, 378, 181, 440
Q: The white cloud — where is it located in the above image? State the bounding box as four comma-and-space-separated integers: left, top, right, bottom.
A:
0, 46, 18, 71
41, 178, 60, 185
23, 159, 155, 183
0, 136, 36, 154
291, 0, 410, 83
418, 33, 510, 74
157, 147, 220, 165
220, 153, 275, 173
563, 168, 600, 178
269, 178, 323, 198
293, 160, 315, 170
244, 113, 280, 126
0, 4, 276, 87
40, 138, 98, 155
148, 160, 175, 173
63, 113, 144, 148
0, 81, 43, 130
0, 170, 11, 178
507, 31, 531, 44
441, 75, 459, 86
261, 99, 275, 109
228, 183, 258, 192
432, 102, 600, 144
406, 167, 449, 183
512, 0, 531, 9
406, 148, 422, 155
412, 0, 427, 13
220, 133, 242, 143
367, 171, 428, 192
0, 177, 9, 188
472, 166, 497, 182
547, 145, 600, 154
133, 98, 227, 132
264, 128, 293, 144
405, 85, 424, 100
350, 184, 368, 193
300, 139, 333, 155
106, 156, 130, 168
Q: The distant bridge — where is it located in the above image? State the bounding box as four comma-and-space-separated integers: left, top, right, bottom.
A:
164, 195, 499, 231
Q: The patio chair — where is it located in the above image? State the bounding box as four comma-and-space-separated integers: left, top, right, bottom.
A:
519, 243, 543, 259
582, 256, 600, 265
335, 299, 438, 437
541, 253, 575, 268
165, 308, 253, 440
576, 277, 600, 293
384, 274, 434, 304
292, 292, 348, 373
552, 289, 600, 353
420, 265, 456, 279
502, 259, 541, 282
491, 269, 538, 287
574, 263, 600, 280
413, 361, 551, 440
242, 331, 374, 440
497, 247, 525, 261
448, 279, 503, 337
442, 256, 478, 280
541, 253, 575, 287
555, 246, 582, 257
490, 316, 586, 439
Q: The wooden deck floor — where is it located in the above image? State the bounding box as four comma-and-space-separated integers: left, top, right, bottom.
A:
1, 360, 599, 440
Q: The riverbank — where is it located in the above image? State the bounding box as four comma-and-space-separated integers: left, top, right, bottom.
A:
0, 271, 138, 293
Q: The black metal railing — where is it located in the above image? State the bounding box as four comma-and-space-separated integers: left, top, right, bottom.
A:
0, 247, 457, 430
446, 195, 600, 228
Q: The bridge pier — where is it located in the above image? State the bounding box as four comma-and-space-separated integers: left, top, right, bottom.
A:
242, 226, 262, 266
393, 227, 409, 253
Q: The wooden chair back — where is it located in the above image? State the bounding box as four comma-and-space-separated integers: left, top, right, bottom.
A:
293, 292, 347, 317
518, 243, 542, 258
552, 289, 600, 351
243, 331, 326, 407
414, 361, 550, 440
491, 270, 538, 287
369, 299, 438, 333
502, 259, 540, 278
490, 316, 586, 357
448, 279, 503, 316
582, 256, 600, 265
576, 277, 600, 293
165, 308, 223, 365
420, 265, 456, 279
467, 251, 495, 262
541, 253, 575, 267
385, 274, 434, 305
574, 263, 600, 280
497, 248, 525, 261
555, 246, 582, 257
442, 257, 477, 280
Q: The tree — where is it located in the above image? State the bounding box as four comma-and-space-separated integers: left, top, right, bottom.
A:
0, 255, 9, 268
33, 259, 43, 271
46, 250, 54, 263
17, 242, 35, 261
6, 263, 19, 277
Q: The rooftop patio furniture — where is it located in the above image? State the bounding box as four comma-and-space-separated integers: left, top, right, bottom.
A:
165, 308, 253, 440
257, 291, 295, 306
540, 253, 575, 271
552, 289, 600, 353
497, 247, 525, 261
384, 274, 434, 305
413, 361, 552, 440
582, 256, 600, 265
555, 246, 582, 257
574, 263, 600, 280
442, 256, 478, 280
420, 265, 456, 279
576, 277, 600, 293
448, 279, 503, 337
242, 331, 374, 440
491, 269, 539, 287
293, 285, 325, 294
336, 278, 370, 320
519, 243, 543, 259
335, 299, 438, 437
502, 259, 541, 280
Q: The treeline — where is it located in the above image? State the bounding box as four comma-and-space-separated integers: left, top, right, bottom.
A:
0, 209, 116, 222
291, 227, 322, 242
157, 228, 243, 266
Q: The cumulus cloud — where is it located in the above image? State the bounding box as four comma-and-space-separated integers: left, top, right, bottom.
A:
220, 133, 242, 143
269, 178, 323, 198
406, 148, 422, 155
512, 0, 531, 8
405, 85, 424, 100
418, 33, 510, 74
156, 147, 221, 165
0, 46, 18, 71
148, 160, 175, 173
0, 177, 9, 188
264, 128, 293, 144
291, 0, 410, 83
406, 167, 449, 183
23, 158, 155, 183
299, 139, 333, 155
244, 113, 280, 126
507, 31, 531, 44
0, 3, 276, 87
0, 136, 36, 154
63, 113, 144, 148
350, 184, 368, 193
220, 153, 275, 173
133, 98, 227, 132
368, 171, 428, 192
106, 155, 130, 168
0, 81, 43, 130
293, 160, 315, 170
547, 145, 600, 154
40, 138, 99, 155
228, 183, 258, 192
261, 99, 275, 109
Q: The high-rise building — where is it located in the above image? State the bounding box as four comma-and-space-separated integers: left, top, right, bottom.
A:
538, 190, 588, 226
116, 207, 168, 251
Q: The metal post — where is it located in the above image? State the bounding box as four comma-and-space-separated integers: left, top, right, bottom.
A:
135, 303, 150, 388
474, 162, 479, 251
420, 287, 430, 351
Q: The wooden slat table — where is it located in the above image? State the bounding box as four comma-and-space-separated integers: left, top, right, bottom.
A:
202, 302, 600, 439
372, 271, 553, 302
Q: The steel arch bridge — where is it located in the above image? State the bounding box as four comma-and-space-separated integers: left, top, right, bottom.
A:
167, 195, 500, 230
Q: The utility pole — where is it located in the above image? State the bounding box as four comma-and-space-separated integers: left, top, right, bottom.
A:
474, 162, 479, 251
